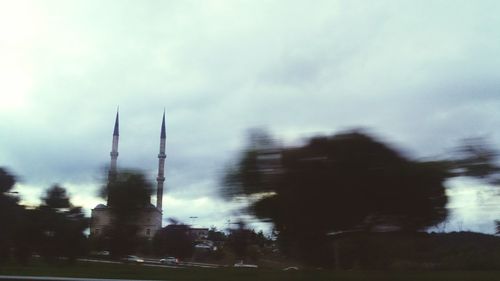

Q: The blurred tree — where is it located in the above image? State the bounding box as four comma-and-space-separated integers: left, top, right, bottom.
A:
226, 221, 272, 262
449, 137, 500, 238
0, 167, 16, 194
103, 171, 153, 213
41, 185, 70, 209
0, 167, 21, 263
99, 170, 153, 257
12, 208, 43, 264
226, 222, 252, 260
450, 137, 500, 184
223, 130, 451, 266
207, 227, 227, 242
153, 222, 194, 259
37, 185, 88, 263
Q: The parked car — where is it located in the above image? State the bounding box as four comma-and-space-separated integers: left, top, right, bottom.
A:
234, 260, 258, 268
121, 255, 144, 264
97, 251, 110, 256
194, 243, 212, 250
160, 257, 179, 265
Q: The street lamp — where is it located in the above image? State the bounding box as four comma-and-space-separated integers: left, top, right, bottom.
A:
189, 216, 198, 227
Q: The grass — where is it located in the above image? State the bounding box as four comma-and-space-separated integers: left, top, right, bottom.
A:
2, 261, 500, 281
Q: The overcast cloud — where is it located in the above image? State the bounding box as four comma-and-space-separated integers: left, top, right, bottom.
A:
1, 0, 500, 232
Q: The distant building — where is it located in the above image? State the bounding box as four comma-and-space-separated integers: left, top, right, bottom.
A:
189, 228, 209, 241
90, 110, 166, 239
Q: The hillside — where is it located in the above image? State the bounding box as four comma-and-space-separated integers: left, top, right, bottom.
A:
334, 231, 500, 270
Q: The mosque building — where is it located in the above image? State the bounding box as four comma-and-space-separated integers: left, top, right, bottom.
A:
90, 111, 166, 239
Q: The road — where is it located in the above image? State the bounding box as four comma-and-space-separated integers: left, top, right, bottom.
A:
78, 257, 219, 269
0, 276, 162, 281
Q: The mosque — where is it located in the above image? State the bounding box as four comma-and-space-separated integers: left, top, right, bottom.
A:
90, 111, 166, 239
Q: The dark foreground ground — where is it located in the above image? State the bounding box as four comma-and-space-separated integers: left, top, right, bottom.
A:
2, 262, 500, 281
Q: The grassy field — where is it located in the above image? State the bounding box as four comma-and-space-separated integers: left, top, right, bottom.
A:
2, 261, 500, 281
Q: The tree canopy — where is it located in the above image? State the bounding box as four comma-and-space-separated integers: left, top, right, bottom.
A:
103, 170, 153, 216
0, 168, 16, 194
0, 168, 21, 263
98, 170, 154, 256
226, 131, 449, 231
37, 185, 88, 263
153, 223, 194, 259
223, 130, 452, 265
0, 171, 89, 265
41, 185, 71, 210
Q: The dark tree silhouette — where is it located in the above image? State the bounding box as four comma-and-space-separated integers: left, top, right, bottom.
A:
450, 137, 500, 184
12, 208, 43, 264
207, 227, 227, 242
41, 185, 70, 209
0, 168, 16, 194
227, 222, 252, 260
226, 222, 271, 262
99, 170, 153, 257
37, 185, 88, 263
153, 222, 194, 259
223, 130, 451, 266
0, 168, 21, 263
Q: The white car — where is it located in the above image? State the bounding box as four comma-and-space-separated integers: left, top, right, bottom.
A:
234, 261, 258, 268
122, 255, 144, 264
97, 251, 110, 256
160, 257, 179, 265
194, 244, 212, 250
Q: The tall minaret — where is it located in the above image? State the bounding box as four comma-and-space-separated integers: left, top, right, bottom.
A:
108, 109, 119, 183
156, 111, 166, 212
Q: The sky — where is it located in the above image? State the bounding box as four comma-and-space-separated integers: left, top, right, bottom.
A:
1, 0, 500, 233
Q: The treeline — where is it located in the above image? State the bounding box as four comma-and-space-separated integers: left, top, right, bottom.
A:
0, 168, 88, 264
333, 231, 500, 270
1, 167, 275, 265
151, 222, 273, 263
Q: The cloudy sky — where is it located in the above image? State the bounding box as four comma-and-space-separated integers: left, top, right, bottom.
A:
1, 0, 500, 233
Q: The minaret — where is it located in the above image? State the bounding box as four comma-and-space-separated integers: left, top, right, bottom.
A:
156, 111, 166, 212
108, 110, 119, 183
